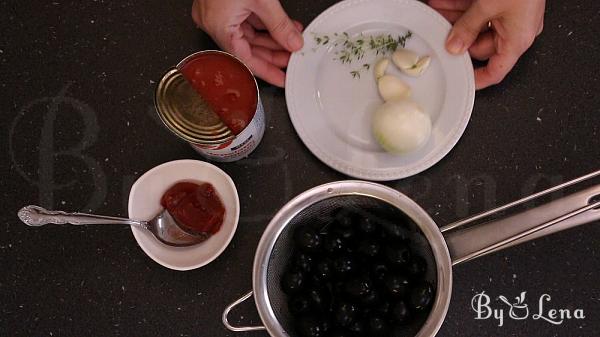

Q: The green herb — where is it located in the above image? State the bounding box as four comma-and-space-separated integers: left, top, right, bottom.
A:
312, 31, 412, 78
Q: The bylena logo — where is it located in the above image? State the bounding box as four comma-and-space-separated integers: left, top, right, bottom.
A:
471, 291, 585, 327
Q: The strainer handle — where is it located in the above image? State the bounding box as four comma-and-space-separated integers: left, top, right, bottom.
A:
222, 291, 266, 332
443, 183, 600, 265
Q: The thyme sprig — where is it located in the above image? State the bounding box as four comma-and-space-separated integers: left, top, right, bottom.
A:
312, 31, 413, 78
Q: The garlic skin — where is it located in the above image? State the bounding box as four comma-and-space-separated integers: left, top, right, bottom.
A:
392, 49, 420, 70
377, 75, 411, 101
372, 99, 431, 154
374, 58, 390, 79
402, 56, 431, 77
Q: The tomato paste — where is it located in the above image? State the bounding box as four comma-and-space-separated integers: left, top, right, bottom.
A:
160, 181, 225, 237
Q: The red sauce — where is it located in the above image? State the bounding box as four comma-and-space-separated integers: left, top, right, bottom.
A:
160, 182, 225, 237
179, 52, 258, 135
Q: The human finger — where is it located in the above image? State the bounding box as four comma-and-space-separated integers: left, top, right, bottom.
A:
245, 55, 287, 87
468, 31, 495, 60
445, 1, 491, 54
241, 22, 286, 50
293, 20, 304, 32
251, 0, 304, 51
474, 51, 520, 89
249, 15, 303, 33
191, 0, 202, 27
428, 0, 473, 11
436, 9, 465, 23
228, 27, 286, 87
247, 13, 267, 30
252, 46, 291, 68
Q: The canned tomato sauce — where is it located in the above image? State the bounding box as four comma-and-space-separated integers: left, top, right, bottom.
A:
155, 51, 265, 162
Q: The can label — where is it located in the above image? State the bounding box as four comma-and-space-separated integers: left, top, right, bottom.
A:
191, 99, 265, 162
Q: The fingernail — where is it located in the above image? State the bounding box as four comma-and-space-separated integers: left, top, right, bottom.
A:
288, 31, 304, 51
446, 33, 464, 54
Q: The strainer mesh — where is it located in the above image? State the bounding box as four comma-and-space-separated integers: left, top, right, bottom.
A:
266, 195, 437, 337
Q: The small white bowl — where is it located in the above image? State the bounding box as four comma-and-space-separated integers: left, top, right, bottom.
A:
128, 159, 240, 271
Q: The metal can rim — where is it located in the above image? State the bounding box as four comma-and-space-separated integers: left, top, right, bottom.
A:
155, 50, 261, 146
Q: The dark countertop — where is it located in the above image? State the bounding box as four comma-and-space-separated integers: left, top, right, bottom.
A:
1, 0, 599, 336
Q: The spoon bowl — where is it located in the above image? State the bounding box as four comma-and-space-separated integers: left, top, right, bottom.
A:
17, 205, 206, 247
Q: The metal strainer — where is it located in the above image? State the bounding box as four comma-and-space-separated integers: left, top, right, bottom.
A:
266, 194, 436, 337
223, 176, 600, 337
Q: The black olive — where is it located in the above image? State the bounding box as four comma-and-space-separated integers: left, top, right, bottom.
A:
380, 220, 409, 241
324, 234, 346, 254
357, 216, 379, 234
312, 258, 333, 282
294, 226, 322, 253
360, 289, 380, 307
344, 277, 372, 298
385, 243, 411, 267
333, 301, 359, 327
358, 239, 381, 258
281, 269, 305, 294
367, 314, 390, 336
383, 274, 410, 298
371, 262, 389, 283
406, 255, 427, 280
296, 316, 326, 337
289, 294, 311, 315
390, 300, 411, 323
347, 318, 366, 335
332, 255, 358, 276
307, 287, 331, 313
293, 253, 314, 274
409, 281, 434, 311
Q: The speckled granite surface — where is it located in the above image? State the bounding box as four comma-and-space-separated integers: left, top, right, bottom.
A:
1, 0, 599, 336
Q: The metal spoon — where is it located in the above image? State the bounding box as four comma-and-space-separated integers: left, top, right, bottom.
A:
17, 205, 206, 247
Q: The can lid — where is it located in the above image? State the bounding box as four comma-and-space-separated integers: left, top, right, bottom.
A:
155, 68, 235, 144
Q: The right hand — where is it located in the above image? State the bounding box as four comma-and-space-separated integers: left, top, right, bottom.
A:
428, 0, 545, 89
192, 0, 304, 88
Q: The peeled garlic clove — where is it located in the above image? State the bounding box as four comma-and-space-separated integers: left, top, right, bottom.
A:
374, 58, 389, 80
378, 75, 411, 101
392, 49, 419, 70
402, 55, 431, 77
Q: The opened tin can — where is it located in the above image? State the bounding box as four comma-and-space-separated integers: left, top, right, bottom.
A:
155, 51, 265, 162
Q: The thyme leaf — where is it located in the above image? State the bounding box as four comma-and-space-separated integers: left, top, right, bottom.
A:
312, 31, 413, 79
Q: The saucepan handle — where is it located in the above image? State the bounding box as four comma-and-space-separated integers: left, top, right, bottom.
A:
222, 291, 267, 332
443, 184, 600, 265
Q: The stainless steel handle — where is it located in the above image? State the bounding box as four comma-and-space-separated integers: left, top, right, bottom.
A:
17, 205, 146, 227
443, 184, 600, 265
222, 291, 266, 332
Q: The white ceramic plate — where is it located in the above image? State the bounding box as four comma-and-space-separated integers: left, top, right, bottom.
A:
128, 160, 239, 271
286, 0, 475, 181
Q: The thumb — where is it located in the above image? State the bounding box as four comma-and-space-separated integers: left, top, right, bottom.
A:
251, 0, 304, 52
446, 2, 490, 54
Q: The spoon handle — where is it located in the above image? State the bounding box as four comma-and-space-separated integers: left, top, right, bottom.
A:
17, 205, 148, 229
